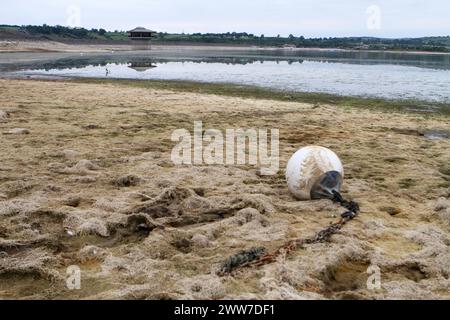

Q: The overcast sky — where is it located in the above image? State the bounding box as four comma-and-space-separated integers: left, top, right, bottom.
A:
1, 0, 449, 38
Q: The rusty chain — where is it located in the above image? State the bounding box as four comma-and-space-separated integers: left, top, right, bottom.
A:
218, 191, 360, 276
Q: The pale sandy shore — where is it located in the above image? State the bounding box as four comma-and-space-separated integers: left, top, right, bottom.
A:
1, 39, 449, 55
1, 40, 268, 53
0, 78, 449, 299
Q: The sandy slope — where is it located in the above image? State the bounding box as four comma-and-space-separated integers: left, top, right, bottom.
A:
0, 41, 260, 53
0, 40, 136, 53
2, 40, 449, 55
0, 79, 449, 299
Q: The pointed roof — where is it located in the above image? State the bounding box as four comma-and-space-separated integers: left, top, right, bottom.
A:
128, 66, 156, 72
128, 62, 157, 72
128, 27, 156, 33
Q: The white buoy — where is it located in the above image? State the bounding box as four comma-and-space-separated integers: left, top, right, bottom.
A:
286, 146, 344, 200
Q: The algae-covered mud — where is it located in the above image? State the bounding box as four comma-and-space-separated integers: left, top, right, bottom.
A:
1, 78, 450, 299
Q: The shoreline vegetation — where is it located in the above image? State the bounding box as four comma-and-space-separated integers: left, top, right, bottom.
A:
1, 24, 450, 53
70, 78, 450, 116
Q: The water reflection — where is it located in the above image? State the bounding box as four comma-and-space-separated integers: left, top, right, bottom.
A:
0, 49, 449, 73
1, 50, 449, 103
128, 61, 157, 72
0, 56, 309, 72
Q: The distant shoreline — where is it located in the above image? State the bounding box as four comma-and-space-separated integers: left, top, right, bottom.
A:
1, 40, 450, 55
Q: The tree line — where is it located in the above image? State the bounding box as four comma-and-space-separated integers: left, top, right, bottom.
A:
1, 24, 449, 52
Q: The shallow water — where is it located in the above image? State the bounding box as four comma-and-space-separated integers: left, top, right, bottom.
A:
423, 129, 450, 140
1, 49, 449, 102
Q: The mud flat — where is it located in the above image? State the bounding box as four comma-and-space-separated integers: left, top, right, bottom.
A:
0, 41, 273, 53
2, 40, 450, 55
0, 78, 449, 299
0, 40, 131, 53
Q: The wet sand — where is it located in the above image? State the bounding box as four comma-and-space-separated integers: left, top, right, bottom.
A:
0, 41, 263, 53
1, 40, 449, 55
0, 78, 449, 299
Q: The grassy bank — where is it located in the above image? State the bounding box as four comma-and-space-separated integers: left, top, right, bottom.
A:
71, 78, 450, 116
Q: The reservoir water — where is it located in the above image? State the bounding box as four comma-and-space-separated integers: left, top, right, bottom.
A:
1, 48, 449, 103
